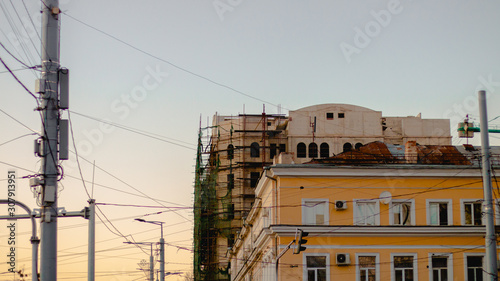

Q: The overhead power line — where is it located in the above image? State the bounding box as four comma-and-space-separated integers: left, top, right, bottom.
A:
62, 12, 277, 107
70, 110, 196, 150
0, 41, 36, 69
0, 55, 38, 100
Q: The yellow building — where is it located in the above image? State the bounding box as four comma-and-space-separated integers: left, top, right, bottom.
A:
229, 144, 500, 281
194, 104, 452, 280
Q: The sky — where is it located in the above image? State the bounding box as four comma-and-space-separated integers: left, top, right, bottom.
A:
1, 0, 500, 280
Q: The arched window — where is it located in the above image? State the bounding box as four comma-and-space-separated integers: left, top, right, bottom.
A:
343, 142, 352, 153
227, 144, 234, 160
308, 143, 318, 158
320, 143, 329, 158
355, 142, 363, 150
250, 142, 260, 158
297, 143, 306, 158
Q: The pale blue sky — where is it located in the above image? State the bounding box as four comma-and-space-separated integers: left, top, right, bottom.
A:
1, 1, 500, 280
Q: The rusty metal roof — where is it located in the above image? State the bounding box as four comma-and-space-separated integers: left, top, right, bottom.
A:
308, 141, 491, 166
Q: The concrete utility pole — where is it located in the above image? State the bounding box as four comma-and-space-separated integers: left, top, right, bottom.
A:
478, 90, 498, 281
88, 199, 95, 281
40, 0, 61, 280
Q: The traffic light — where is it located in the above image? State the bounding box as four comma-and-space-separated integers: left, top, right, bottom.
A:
293, 229, 309, 254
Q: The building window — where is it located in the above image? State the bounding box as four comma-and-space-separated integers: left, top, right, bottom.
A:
250, 172, 260, 188
309, 143, 318, 158
304, 254, 329, 281
427, 200, 452, 226
466, 256, 483, 281
227, 174, 234, 190
250, 142, 260, 158
338, 113, 345, 118
391, 200, 415, 226
430, 255, 449, 281
227, 144, 234, 160
462, 200, 483, 225
354, 200, 379, 225
279, 143, 286, 154
302, 199, 328, 225
355, 142, 363, 150
270, 143, 277, 159
343, 142, 352, 152
393, 255, 416, 281
358, 255, 378, 281
320, 143, 329, 158
297, 142, 307, 158
326, 112, 334, 120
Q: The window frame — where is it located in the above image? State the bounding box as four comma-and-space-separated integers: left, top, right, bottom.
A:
297, 142, 307, 158
302, 198, 329, 225
391, 253, 418, 281
227, 144, 234, 160
343, 142, 352, 152
356, 253, 380, 281
389, 199, 416, 226
463, 253, 485, 281
428, 253, 453, 281
250, 142, 260, 158
309, 142, 318, 158
320, 143, 329, 158
460, 199, 484, 226
279, 143, 286, 154
355, 142, 363, 150
353, 199, 380, 226
303, 253, 330, 281
250, 172, 260, 188
270, 143, 277, 159
426, 199, 453, 226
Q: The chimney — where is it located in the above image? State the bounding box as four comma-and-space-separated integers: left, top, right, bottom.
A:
274, 152, 295, 165
405, 141, 418, 164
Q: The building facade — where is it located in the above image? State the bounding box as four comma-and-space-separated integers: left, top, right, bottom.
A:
229, 146, 500, 281
193, 104, 452, 280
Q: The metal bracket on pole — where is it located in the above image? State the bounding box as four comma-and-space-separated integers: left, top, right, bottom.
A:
275, 239, 296, 281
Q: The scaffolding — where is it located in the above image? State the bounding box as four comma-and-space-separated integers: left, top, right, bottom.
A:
193, 113, 288, 281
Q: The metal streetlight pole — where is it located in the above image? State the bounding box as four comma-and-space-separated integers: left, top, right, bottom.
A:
124, 241, 155, 281
478, 90, 498, 281
135, 219, 165, 281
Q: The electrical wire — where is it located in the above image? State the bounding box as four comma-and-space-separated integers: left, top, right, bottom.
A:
69, 110, 196, 150
0, 132, 37, 147
8, 0, 41, 59
0, 107, 39, 135
0, 41, 36, 69
0, 55, 38, 100
0, 1, 39, 77
62, 12, 277, 107
20, 0, 42, 47
68, 148, 193, 222
96, 202, 191, 209
0, 66, 36, 74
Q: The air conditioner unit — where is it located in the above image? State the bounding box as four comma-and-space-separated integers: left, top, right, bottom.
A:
335, 200, 347, 210
336, 253, 350, 265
